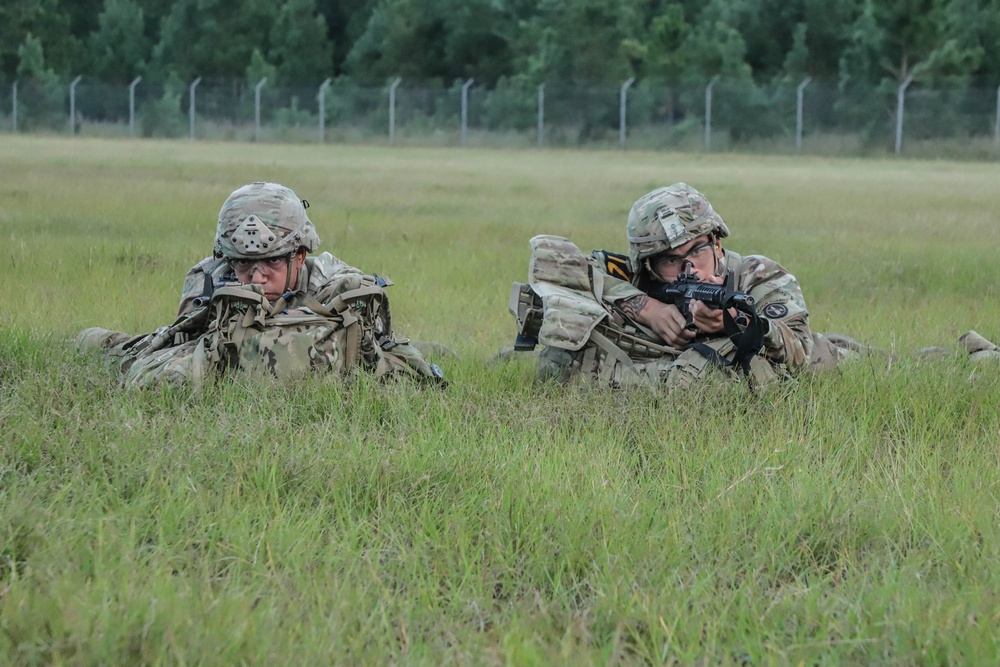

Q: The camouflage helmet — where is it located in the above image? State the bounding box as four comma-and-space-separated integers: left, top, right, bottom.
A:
214, 182, 321, 260
626, 183, 730, 278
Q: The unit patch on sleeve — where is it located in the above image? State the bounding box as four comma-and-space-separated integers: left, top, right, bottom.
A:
763, 303, 789, 319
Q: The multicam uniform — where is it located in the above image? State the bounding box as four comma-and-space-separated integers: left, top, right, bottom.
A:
511, 183, 845, 390
595, 247, 815, 379
79, 182, 442, 388
177, 251, 366, 318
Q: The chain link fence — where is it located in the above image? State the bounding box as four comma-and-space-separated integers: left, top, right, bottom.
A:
2, 77, 998, 158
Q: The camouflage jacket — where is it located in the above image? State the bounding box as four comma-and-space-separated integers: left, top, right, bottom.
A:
597, 249, 814, 373
102, 251, 442, 388
178, 251, 367, 317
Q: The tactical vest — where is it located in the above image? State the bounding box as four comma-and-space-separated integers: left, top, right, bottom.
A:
510, 235, 784, 390
114, 279, 441, 389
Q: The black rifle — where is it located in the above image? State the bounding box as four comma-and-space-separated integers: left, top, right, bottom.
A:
640, 265, 768, 377
645, 267, 757, 330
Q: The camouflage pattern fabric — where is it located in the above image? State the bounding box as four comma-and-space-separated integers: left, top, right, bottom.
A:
536, 337, 783, 390
521, 235, 819, 390
626, 183, 731, 271
80, 253, 442, 388
178, 251, 364, 317
597, 246, 815, 374
214, 182, 321, 260
527, 235, 610, 351
959, 330, 1000, 362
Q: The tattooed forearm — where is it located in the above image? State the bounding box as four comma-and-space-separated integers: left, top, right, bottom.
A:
619, 293, 649, 322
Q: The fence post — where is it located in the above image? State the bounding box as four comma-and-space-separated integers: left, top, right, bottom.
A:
317, 78, 331, 143
254, 77, 267, 142
69, 75, 82, 135
619, 77, 635, 149
461, 78, 474, 146
895, 74, 914, 155
11, 81, 17, 133
129, 76, 142, 137
795, 76, 811, 152
994, 84, 1000, 146
189, 77, 201, 140
537, 84, 545, 148
704, 75, 719, 152
389, 77, 401, 143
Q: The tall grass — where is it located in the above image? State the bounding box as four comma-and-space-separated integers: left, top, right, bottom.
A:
2, 136, 999, 665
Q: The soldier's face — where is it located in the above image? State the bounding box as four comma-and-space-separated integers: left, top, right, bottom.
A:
649, 235, 721, 282
232, 249, 307, 302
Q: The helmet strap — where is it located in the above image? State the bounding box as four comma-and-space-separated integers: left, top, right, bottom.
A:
711, 236, 724, 278
282, 248, 305, 294
282, 254, 294, 294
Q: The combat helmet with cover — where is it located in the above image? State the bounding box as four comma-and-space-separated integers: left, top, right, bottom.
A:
214, 182, 321, 260
625, 183, 730, 284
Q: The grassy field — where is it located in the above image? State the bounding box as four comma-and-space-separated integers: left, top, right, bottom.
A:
2, 136, 999, 665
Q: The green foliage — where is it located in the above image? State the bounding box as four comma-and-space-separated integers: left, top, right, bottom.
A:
0, 0, 47, 77
685, 10, 753, 79
4, 0, 1000, 149
640, 4, 691, 81
3, 0, 1000, 140
2, 138, 1000, 663
345, 0, 524, 85
917, 38, 984, 86
242, 48, 279, 125
269, 0, 333, 85
0, 0, 79, 79
479, 76, 537, 131
245, 49, 277, 89
520, 0, 644, 83
14, 34, 64, 132
89, 0, 150, 83
344, 0, 449, 83
782, 22, 810, 82
835, 0, 892, 144
148, 0, 278, 83
875, 0, 952, 78
141, 72, 185, 137
273, 96, 316, 129
16, 34, 55, 83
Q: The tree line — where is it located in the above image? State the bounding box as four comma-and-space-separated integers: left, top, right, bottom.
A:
4, 0, 1000, 91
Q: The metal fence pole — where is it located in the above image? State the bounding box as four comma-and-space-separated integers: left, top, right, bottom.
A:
619, 77, 635, 149
11, 81, 17, 133
704, 75, 719, 152
461, 78, 474, 146
69, 75, 82, 135
129, 76, 142, 137
995, 84, 1000, 145
318, 78, 331, 143
795, 76, 811, 152
537, 84, 545, 148
254, 77, 267, 142
895, 74, 914, 155
189, 77, 201, 140
389, 77, 401, 143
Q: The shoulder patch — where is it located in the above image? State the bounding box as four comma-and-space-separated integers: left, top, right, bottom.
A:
595, 250, 633, 282
763, 303, 789, 319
